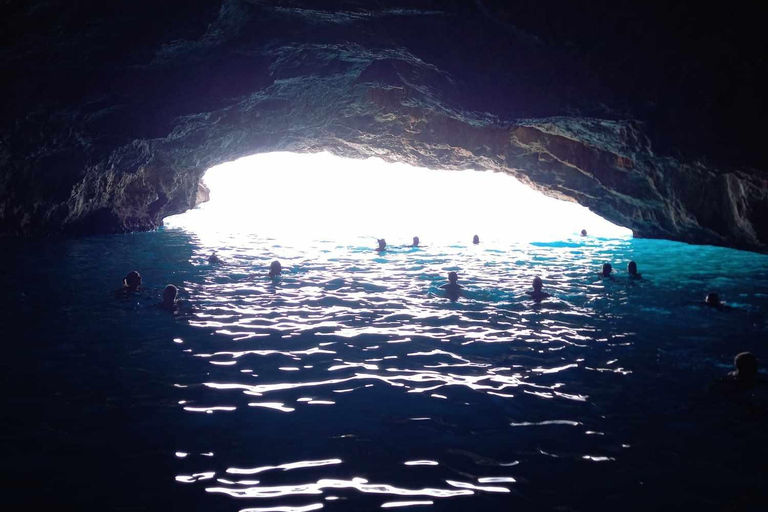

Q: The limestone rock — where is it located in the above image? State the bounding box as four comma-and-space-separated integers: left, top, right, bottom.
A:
195, 181, 211, 208
1, 0, 766, 251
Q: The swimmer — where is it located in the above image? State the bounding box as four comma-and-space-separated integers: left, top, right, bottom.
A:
627, 261, 642, 279
713, 351, 767, 393
122, 271, 142, 291
599, 263, 613, 278
208, 251, 223, 264
268, 260, 282, 278
377, 239, 387, 252
703, 292, 732, 311
472, 235, 480, 245
728, 352, 759, 383
440, 271, 463, 301
161, 284, 178, 311
412, 236, 420, 247
526, 276, 551, 302
581, 229, 587, 237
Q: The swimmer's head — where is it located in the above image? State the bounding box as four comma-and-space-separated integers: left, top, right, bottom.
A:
734, 352, 758, 380
581, 229, 587, 236
472, 235, 480, 244
269, 260, 282, 277
378, 239, 386, 250
533, 276, 543, 291
705, 292, 721, 307
123, 271, 142, 290
601, 263, 613, 277
627, 261, 638, 276
448, 271, 458, 284
163, 284, 178, 305
413, 236, 420, 247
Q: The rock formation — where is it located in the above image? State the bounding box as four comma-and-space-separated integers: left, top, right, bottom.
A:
1, 0, 766, 251
195, 181, 211, 208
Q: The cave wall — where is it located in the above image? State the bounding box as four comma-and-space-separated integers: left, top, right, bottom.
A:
1, 0, 766, 251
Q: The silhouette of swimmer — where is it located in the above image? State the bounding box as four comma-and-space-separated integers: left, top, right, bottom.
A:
715, 352, 765, 392
599, 263, 613, 278
123, 271, 142, 291
440, 271, 464, 301
412, 236, 420, 247
526, 276, 551, 302
581, 229, 587, 236
268, 260, 282, 278
377, 239, 387, 252
704, 292, 732, 311
627, 261, 642, 279
208, 251, 223, 264
472, 235, 480, 245
161, 284, 178, 311
729, 352, 759, 382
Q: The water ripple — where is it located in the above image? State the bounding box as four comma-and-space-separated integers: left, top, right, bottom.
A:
162, 235, 768, 509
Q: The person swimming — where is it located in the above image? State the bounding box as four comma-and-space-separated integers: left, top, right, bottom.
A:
208, 251, 223, 264
627, 261, 642, 279
703, 292, 732, 311
711, 351, 764, 393
268, 260, 282, 278
412, 236, 420, 247
581, 229, 587, 236
599, 263, 613, 278
526, 276, 551, 302
161, 284, 178, 311
472, 235, 480, 245
122, 271, 142, 291
377, 239, 387, 252
728, 352, 759, 382
440, 271, 464, 301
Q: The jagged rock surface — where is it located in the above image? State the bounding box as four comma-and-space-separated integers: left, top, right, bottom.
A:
195, 181, 211, 208
1, 0, 766, 251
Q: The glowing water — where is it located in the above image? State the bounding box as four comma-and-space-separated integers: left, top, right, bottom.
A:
2, 226, 767, 510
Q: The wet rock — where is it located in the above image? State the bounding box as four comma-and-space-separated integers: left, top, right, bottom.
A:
195, 181, 211, 208
1, 0, 766, 251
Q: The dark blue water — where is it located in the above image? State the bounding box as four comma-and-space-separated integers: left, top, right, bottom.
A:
2, 230, 767, 511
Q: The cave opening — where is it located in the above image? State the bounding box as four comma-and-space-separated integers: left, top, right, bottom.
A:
163, 152, 631, 243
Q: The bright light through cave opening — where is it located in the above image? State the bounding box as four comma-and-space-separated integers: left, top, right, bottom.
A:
163, 152, 631, 243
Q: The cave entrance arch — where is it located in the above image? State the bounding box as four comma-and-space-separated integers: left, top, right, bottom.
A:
164, 152, 631, 243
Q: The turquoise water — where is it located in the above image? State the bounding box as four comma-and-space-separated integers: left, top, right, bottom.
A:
2, 230, 767, 510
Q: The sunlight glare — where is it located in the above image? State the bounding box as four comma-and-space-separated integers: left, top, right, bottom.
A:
163, 152, 631, 243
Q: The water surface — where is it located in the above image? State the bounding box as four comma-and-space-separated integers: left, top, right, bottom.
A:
2, 230, 767, 511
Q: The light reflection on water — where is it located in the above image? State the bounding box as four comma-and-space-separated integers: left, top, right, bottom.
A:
2, 230, 768, 510
166, 231, 767, 510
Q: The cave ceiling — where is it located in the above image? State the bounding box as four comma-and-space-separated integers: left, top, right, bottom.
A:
1, 0, 766, 251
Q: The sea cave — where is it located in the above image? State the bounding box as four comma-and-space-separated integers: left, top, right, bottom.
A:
1, 1, 767, 511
